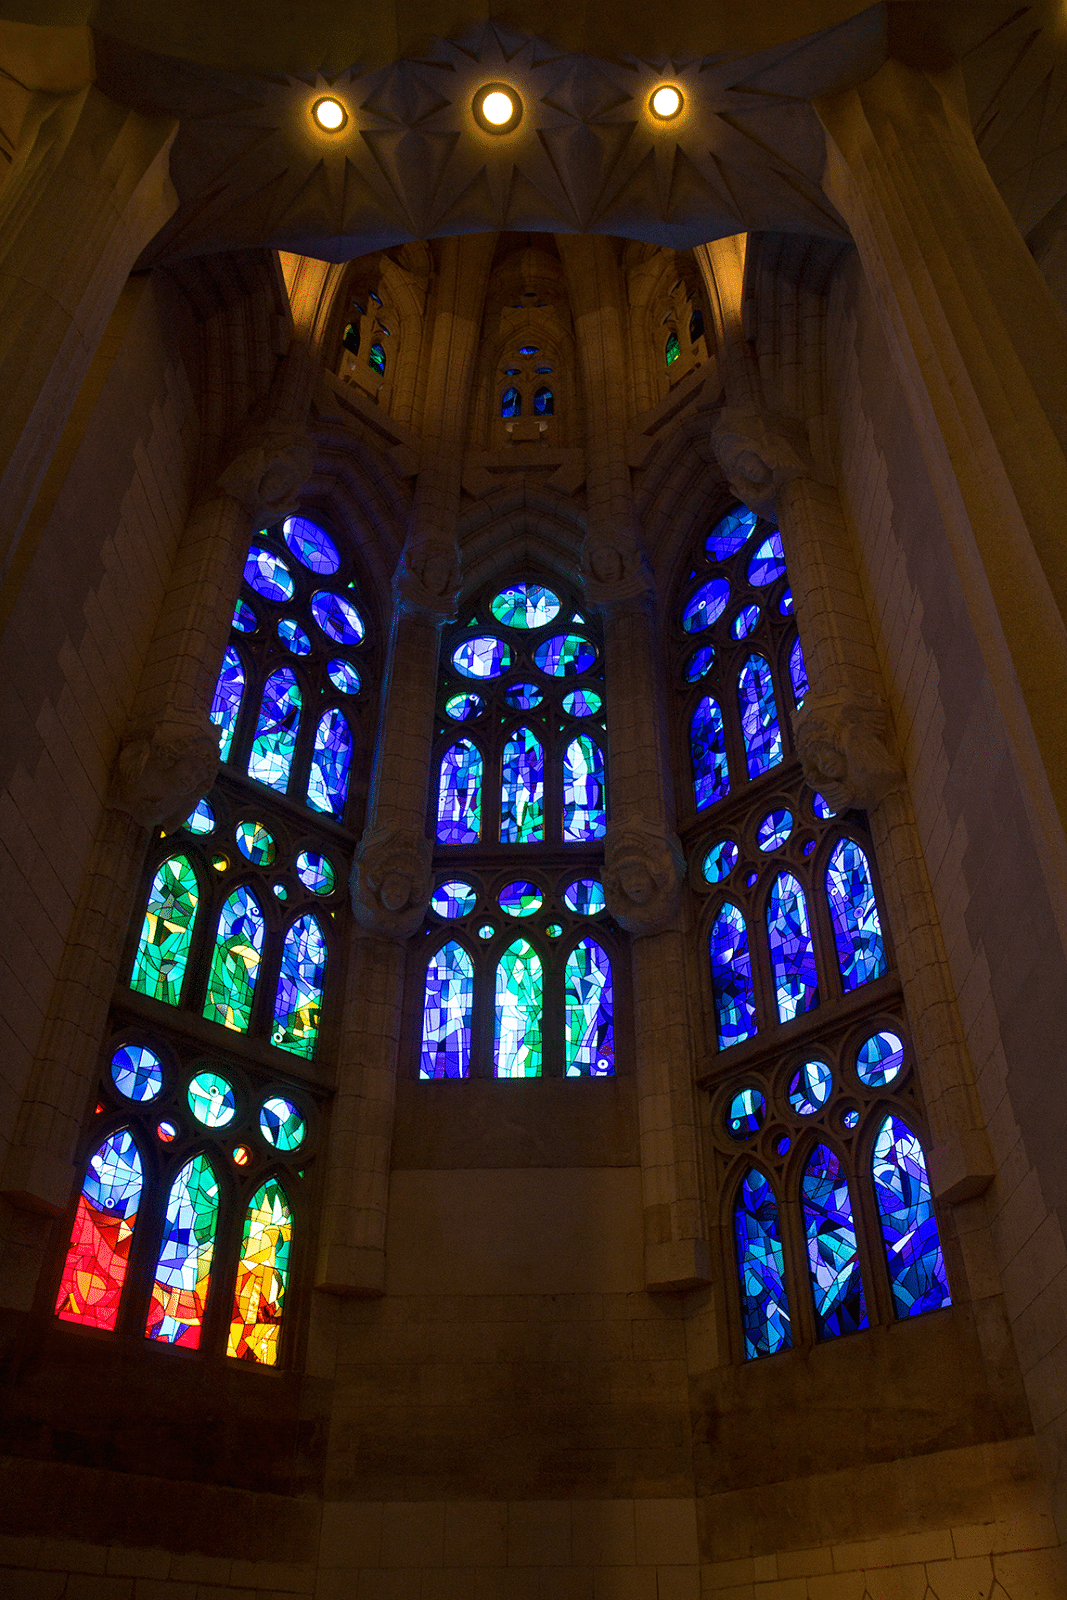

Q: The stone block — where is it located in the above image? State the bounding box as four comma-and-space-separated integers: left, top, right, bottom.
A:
443, 1502, 508, 1567
507, 1502, 571, 1567
571, 1502, 636, 1568
633, 1502, 698, 1567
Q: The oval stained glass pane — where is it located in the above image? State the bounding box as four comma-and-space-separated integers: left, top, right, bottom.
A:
682, 579, 730, 634
55, 1130, 143, 1330
856, 1030, 904, 1087
259, 1096, 306, 1151
491, 584, 561, 629
738, 654, 783, 778
232, 599, 257, 633
227, 1178, 292, 1365
727, 1088, 765, 1139
767, 872, 819, 1024
757, 810, 793, 851
307, 708, 353, 818
505, 682, 543, 710
111, 1043, 164, 1102
748, 531, 788, 586
707, 507, 757, 561
691, 697, 729, 810
296, 851, 335, 895
563, 879, 605, 915
494, 939, 543, 1079
282, 515, 341, 574
130, 856, 199, 1007
478, 924, 495, 941
827, 840, 887, 991
248, 668, 301, 793
734, 1168, 791, 1360
431, 880, 477, 918
813, 792, 836, 819
703, 841, 738, 884
872, 1117, 951, 1317
188, 1070, 236, 1128
563, 736, 607, 842
328, 659, 362, 695
185, 799, 215, 835
710, 903, 756, 1049
802, 1144, 868, 1339
789, 1060, 832, 1116
244, 545, 294, 603
203, 888, 264, 1033
533, 634, 597, 677
685, 647, 715, 682
277, 618, 311, 656
437, 741, 482, 845
272, 915, 327, 1058
563, 689, 602, 716
145, 1153, 219, 1347
235, 820, 276, 865
311, 591, 365, 645
422, 941, 473, 1079
732, 604, 761, 639
452, 636, 512, 679
790, 636, 809, 707
565, 939, 614, 1076
445, 692, 483, 720
210, 646, 245, 763
498, 881, 543, 917
501, 728, 544, 844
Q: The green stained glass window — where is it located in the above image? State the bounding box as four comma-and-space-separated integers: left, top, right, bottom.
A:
494, 939, 542, 1078
145, 1153, 219, 1348
203, 888, 265, 1033
130, 856, 200, 1007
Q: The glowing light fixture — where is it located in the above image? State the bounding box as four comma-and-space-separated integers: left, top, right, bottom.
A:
313, 96, 347, 131
473, 83, 522, 133
650, 85, 683, 120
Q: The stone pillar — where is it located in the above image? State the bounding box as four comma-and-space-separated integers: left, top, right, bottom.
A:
559, 233, 709, 1290
0, 83, 178, 581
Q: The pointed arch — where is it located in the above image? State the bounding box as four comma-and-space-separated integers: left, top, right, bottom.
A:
55, 1130, 143, 1330
272, 914, 327, 1058
872, 1116, 952, 1318
203, 887, 265, 1033
145, 1153, 219, 1348
826, 839, 887, 991
738, 653, 783, 778
437, 739, 482, 844
710, 902, 757, 1049
801, 1143, 868, 1339
691, 695, 729, 809
789, 636, 809, 707
495, 938, 542, 1078
766, 872, 819, 1023
227, 1177, 292, 1365
501, 385, 521, 418
501, 726, 544, 843
210, 645, 245, 762
248, 666, 302, 793
421, 940, 474, 1079
533, 386, 554, 415
563, 735, 606, 841
564, 938, 614, 1076
307, 707, 353, 817
130, 855, 199, 1006
733, 1167, 791, 1359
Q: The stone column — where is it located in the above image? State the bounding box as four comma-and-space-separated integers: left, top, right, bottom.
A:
559, 233, 709, 1290
319, 234, 495, 1295
0, 83, 178, 581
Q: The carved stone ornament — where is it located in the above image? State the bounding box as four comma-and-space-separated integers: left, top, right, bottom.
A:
351, 824, 434, 939
582, 530, 654, 609
394, 539, 460, 617
602, 820, 686, 936
111, 713, 221, 832
793, 689, 902, 812
216, 425, 315, 522
708, 408, 808, 519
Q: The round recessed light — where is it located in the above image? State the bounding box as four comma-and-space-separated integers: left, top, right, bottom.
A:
313, 96, 347, 132
473, 82, 522, 133
650, 85, 683, 120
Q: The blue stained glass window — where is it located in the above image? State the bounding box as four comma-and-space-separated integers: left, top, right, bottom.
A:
248, 668, 301, 792
446, 692, 484, 720
145, 1153, 218, 1348
210, 647, 245, 763
703, 840, 738, 883
235, 820, 275, 864
732, 605, 761, 640
563, 689, 602, 716
565, 939, 614, 1076
856, 1030, 904, 1087
296, 851, 335, 895
498, 881, 543, 917
790, 636, 809, 707
727, 1087, 766, 1138
748, 531, 788, 587
872, 1117, 951, 1318
813, 792, 835, 820
272, 914, 327, 1058
491, 584, 561, 629
689, 307, 704, 344
563, 878, 605, 915
505, 683, 543, 710
691, 696, 729, 810
738, 654, 783, 778
369, 341, 385, 374
232, 599, 257, 633
185, 798, 215, 835
453, 636, 512, 679
707, 507, 757, 561
311, 591, 365, 645
682, 579, 730, 634
767, 872, 819, 1024
563, 736, 606, 842
282, 516, 341, 574
780, 589, 794, 615
328, 659, 362, 695
495, 939, 542, 1078
244, 546, 294, 603
710, 903, 757, 1049
421, 941, 473, 1078
533, 386, 554, 415
789, 1059, 832, 1115
533, 634, 597, 677
307, 708, 353, 817
111, 1044, 164, 1102
501, 728, 544, 844
826, 840, 886, 991
432, 880, 477, 918
685, 647, 714, 682
735, 1169, 791, 1359
802, 1144, 868, 1339
437, 740, 482, 844
278, 618, 311, 656
501, 386, 521, 418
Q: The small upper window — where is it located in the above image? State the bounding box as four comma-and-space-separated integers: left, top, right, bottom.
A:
689, 308, 704, 345
502, 387, 521, 419
342, 322, 360, 356
368, 342, 386, 375
533, 387, 554, 416
665, 330, 680, 367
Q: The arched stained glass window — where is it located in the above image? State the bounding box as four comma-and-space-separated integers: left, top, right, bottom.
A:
307, 707, 353, 817
210, 647, 245, 762
495, 939, 542, 1078
130, 856, 199, 1006
533, 386, 554, 415
501, 386, 521, 418
421, 941, 473, 1079
437, 740, 482, 844
826, 840, 886, 991
501, 727, 544, 843
691, 696, 729, 809
368, 341, 386, 374
563, 736, 606, 842
203, 887, 264, 1033
872, 1117, 951, 1317
248, 667, 302, 793
564, 939, 614, 1076
734, 1168, 791, 1359
766, 873, 819, 1024
710, 903, 757, 1049
227, 1178, 292, 1365
738, 654, 783, 779
145, 1153, 219, 1348
665, 329, 680, 366
801, 1143, 868, 1339
272, 914, 327, 1058
55, 1131, 143, 1331
789, 636, 809, 707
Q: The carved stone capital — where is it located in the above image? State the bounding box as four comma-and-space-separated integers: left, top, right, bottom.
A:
582, 536, 654, 608
111, 712, 220, 831
709, 408, 808, 519
351, 824, 433, 939
394, 534, 460, 618
793, 689, 902, 812
603, 819, 686, 936
216, 424, 315, 522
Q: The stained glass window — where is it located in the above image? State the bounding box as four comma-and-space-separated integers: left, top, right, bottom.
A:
55, 1131, 143, 1331
311, 591, 365, 645
244, 546, 294, 603
249, 667, 302, 792
369, 341, 386, 374
501, 727, 544, 843
826, 840, 886, 991
453, 636, 511, 678
437, 740, 482, 844
707, 507, 756, 561
738, 654, 783, 778
307, 708, 353, 817
130, 856, 199, 1006
499, 881, 543, 917
272, 914, 327, 1058
710, 903, 757, 1049
534, 634, 597, 676
734, 1168, 791, 1359
766, 873, 819, 1024
210, 646, 246, 761
202, 888, 264, 1033
145, 1153, 219, 1348
502, 385, 521, 418
802, 1144, 868, 1339
533, 386, 554, 415
421, 941, 474, 1078
790, 636, 809, 706
691, 697, 729, 809
563, 736, 606, 842
747, 532, 788, 587
683, 579, 730, 634
665, 330, 680, 366
872, 1117, 951, 1318
282, 515, 340, 574
565, 939, 614, 1076
495, 939, 543, 1078
491, 584, 560, 629
227, 1178, 291, 1364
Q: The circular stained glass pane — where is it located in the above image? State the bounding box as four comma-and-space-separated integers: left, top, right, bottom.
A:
244, 545, 294, 603
312, 590, 365, 645
235, 820, 276, 865
779, 589, 794, 615
498, 881, 543, 917
748, 532, 788, 587
563, 878, 605, 914
110, 1043, 164, 1102
533, 634, 596, 676
260, 1096, 306, 1152
563, 689, 602, 716
856, 1030, 905, 1088
233, 1144, 252, 1166
232, 599, 258, 633
278, 618, 311, 655
445, 691, 484, 720
432, 880, 477, 918
545, 922, 562, 937
732, 604, 761, 639
813, 792, 836, 819
505, 682, 543, 710
477, 924, 495, 940
327, 658, 362, 695
184, 798, 215, 835
188, 1070, 236, 1129
703, 841, 738, 884
452, 636, 512, 679
776, 1135, 791, 1156
157, 1120, 178, 1143
756, 809, 793, 852
282, 515, 341, 575
491, 584, 561, 629
682, 579, 730, 634
706, 507, 757, 561
685, 647, 715, 682
726, 1088, 765, 1140
842, 1109, 860, 1130
296, 850, 335, 895
273, 884, 287, 900
789, 1060, 832, 1115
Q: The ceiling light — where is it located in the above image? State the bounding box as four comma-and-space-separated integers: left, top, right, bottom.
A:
650, 85, 683, 120
313, 97, 347, 132
473, 83, 523, 133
